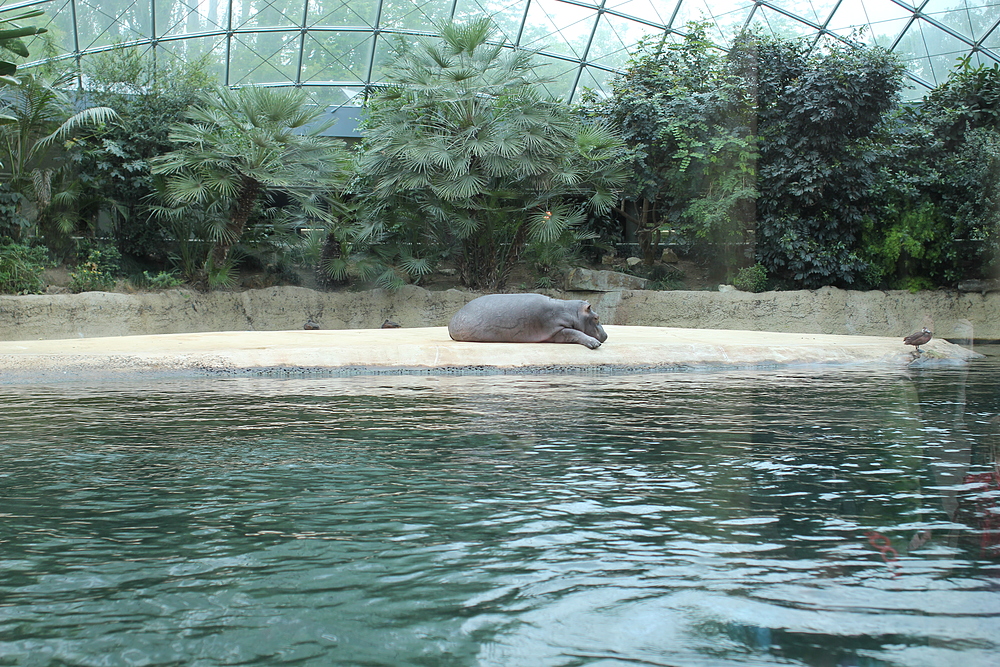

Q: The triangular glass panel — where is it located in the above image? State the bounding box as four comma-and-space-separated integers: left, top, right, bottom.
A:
602, 0, 679, 28
924, 0, 998, 44
519, 0, 598, 59
154, 35, 229, 83
299, 31, 374, 84
746, 6, 823, 40
228, 31, 302, 86
929, 49, 976, 86
898, 53, 934, 90
921, 0, 973, 40
671, 0, 757, 48
23, 1, 75, 64
760, 0, 841, 26
307, 0, 379, 29
452, 0, 529, 45
230, 0, 303, 32
825, 0, 916, 48
368, 32, 422, 85
584, 13, 653, 71
532, 56, 576, 99
983, 22, 1000, 51
378, 0, 454, 33
894, 18, 932, 65
73, 0, 152, 51
157, 0, 229, 39
900, 16, 979, 75
573, 63, 617, 102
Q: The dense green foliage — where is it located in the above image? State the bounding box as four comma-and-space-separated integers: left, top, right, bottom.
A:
0, 239, 49, 294
586, 25, 756, 277
591, 26, 997, 290
73, 48, 216, 264
352, 18, 627, 291
1, 18, 997, 293
864, 59, 1000, 288
733, 263, 768, 293
150, 86, 352, 287
0, 5, 46, 111
0, 70, 117, 252
746, 35, 905, 288
68, 243, 122, 293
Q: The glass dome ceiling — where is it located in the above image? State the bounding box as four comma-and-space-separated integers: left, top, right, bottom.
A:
13, 0, 1000, 110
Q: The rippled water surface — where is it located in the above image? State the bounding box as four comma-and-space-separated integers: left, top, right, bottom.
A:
2, 359, 999, 666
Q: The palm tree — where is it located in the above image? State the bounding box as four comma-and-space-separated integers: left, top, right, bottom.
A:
354, 18, 627, 291
1, 5, 47, 116
150, 86, 352, 276
0, 70, 117, 242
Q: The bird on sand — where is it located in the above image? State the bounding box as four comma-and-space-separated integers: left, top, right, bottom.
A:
903, 327, 932, 353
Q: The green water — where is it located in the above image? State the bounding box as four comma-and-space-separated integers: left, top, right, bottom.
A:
1, 360, 998, 666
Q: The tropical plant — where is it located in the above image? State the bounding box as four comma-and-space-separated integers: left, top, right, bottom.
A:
0, 69, 117, 248
138, 270, 184, 289
71, 46, 215, 263
733, 263, 768, 292
586, 23, 757, 277
150, 85, 352, 286
736, 34, 905, 288
0, 239, 50, 294
0, 5, 47, 122
353, 18, 627, 291
867, 59, 1000, 287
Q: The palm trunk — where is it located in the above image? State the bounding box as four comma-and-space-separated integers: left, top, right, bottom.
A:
211, 175, 260, 268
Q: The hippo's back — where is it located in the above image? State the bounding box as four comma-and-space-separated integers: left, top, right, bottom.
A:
448, 293, 555, 342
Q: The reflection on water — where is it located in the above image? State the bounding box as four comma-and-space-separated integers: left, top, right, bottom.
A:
1, 359, 998, 666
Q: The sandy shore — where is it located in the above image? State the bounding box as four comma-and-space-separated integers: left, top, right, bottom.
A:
0, 325, 980, 384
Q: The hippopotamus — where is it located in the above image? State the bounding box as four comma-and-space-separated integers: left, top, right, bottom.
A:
448, 293, 608, 349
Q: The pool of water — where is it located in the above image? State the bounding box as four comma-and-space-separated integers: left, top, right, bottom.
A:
1, 358, 998, 666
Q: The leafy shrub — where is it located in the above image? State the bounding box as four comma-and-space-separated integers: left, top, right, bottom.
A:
138, 270, 183, 289
69, 244, 122, 292
0, 241, 51, 294
0, 182, 30, 240
741, 35, 906, 288
865, 59, 1000, 286
733, 264, 768, 292
587, 23, 757, 272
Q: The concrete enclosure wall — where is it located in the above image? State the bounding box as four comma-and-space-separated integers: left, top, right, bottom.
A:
1, 285, 997, 342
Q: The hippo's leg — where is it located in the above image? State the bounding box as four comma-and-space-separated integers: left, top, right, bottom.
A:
549, 328, 603, 349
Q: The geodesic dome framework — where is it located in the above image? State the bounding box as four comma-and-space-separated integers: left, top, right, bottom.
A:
13, 0, 1000, 114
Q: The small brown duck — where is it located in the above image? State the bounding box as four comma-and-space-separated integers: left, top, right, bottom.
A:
903, 327, 932, 353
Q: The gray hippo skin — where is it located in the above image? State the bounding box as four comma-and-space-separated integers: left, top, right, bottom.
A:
448, 293, 608, 349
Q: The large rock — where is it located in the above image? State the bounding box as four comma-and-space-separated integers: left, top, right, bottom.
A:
564, 267, 648, 291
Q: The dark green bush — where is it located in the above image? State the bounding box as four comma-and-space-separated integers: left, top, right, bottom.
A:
738, 34, 905, 288
733, 263, 768, 292
138, 270, 183, 289
586, 23, 757, 275
0, 240, 51, 294
69, 244, 122, 293
865, 60, 1000, 287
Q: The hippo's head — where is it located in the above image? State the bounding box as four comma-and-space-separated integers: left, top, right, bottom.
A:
580, 302, 608, 343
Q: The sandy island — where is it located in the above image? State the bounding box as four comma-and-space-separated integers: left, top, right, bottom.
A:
0, 325, 980, 384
